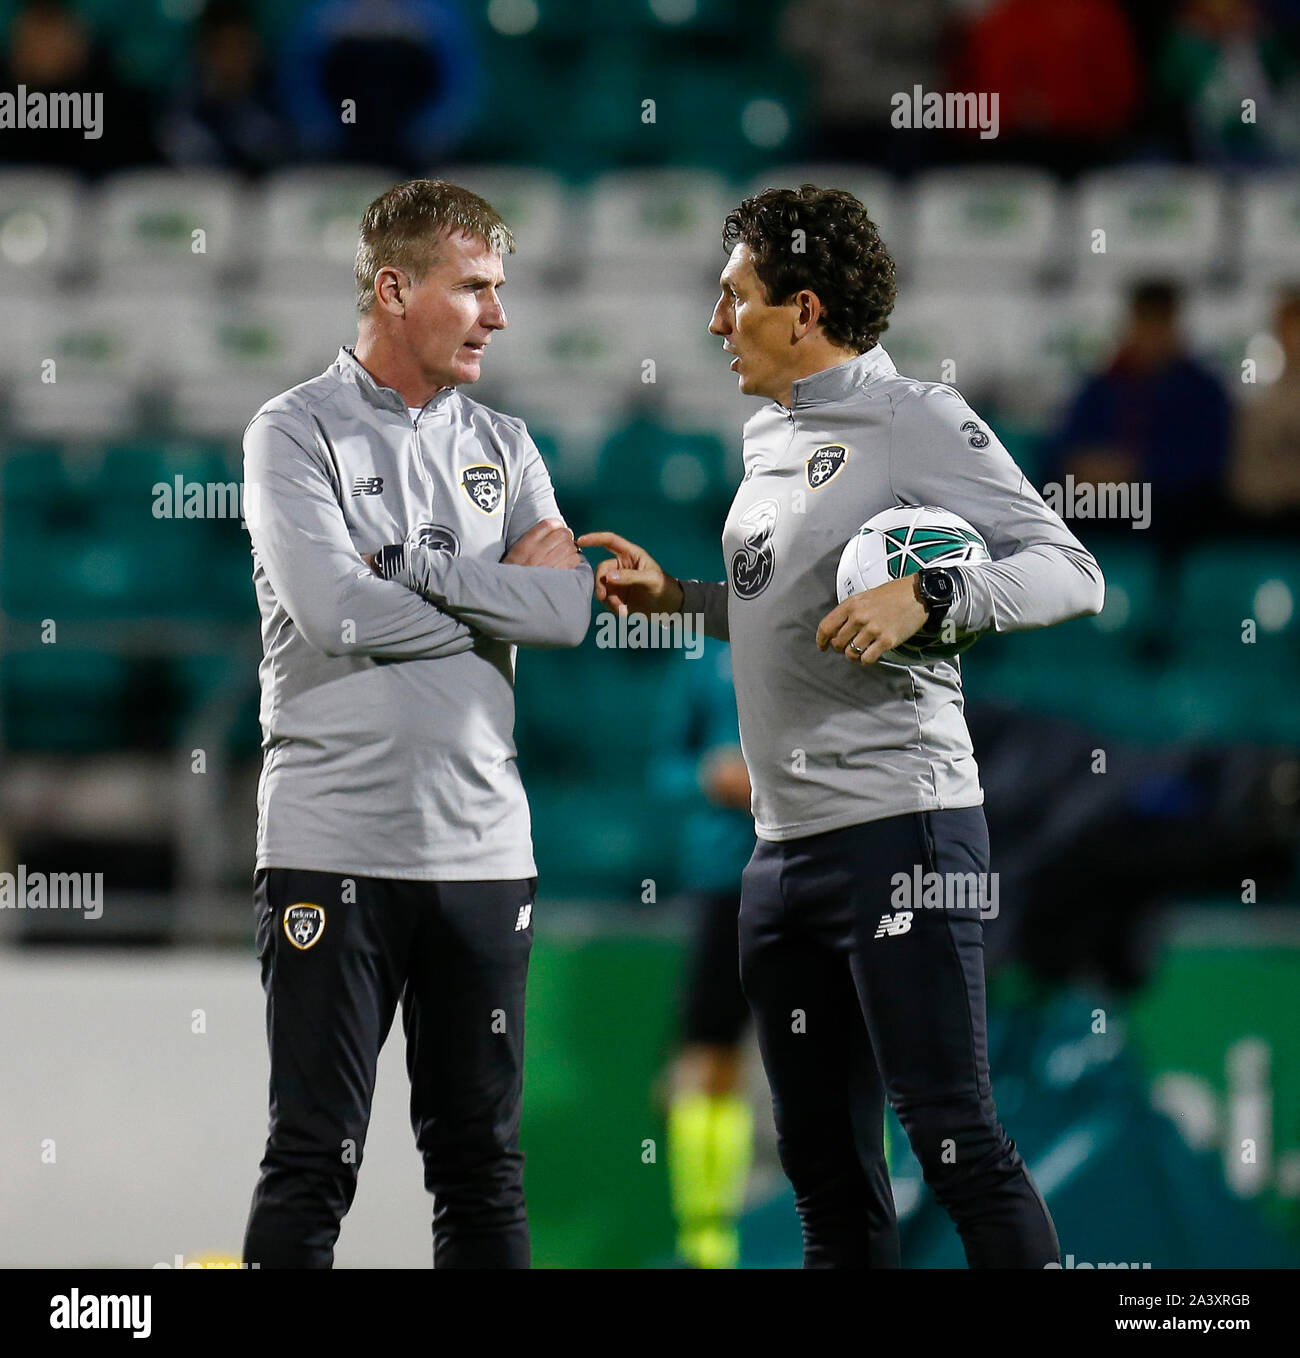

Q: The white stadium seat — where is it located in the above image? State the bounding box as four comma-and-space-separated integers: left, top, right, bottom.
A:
8, 295, 162, 438
1001, 288, 1128, 422
166, 293, 359, 438
475, 286, 690, 439
95, 169, 249, 292
431, 165, 574, 286
883, 287, 1015, 394
1072, 168, 1227, 286
1240, 177, 1300, 288
0, 169, 84, 292
885, 286, 1130, 424
1185, 288, 1276, 391
583, 169, 732, 291
260, 165, 401, 290
911, 167, 1062, 288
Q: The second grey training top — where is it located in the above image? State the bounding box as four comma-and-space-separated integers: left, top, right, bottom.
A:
679, 344, 1104, 843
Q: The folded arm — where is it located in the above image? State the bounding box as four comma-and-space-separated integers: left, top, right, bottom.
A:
243, 410, 477, 660
373, 429, 593, 650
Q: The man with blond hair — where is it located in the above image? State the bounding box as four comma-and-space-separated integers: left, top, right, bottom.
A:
241, 180, 592, 1269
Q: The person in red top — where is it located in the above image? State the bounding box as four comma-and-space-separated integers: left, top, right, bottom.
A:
956, 0, 1142, 171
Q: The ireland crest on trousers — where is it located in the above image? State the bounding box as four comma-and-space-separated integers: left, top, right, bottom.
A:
283, 903, 325, 951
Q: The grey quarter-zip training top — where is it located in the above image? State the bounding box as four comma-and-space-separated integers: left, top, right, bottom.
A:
243, 345, 593, 880
678, 343, 1105, 843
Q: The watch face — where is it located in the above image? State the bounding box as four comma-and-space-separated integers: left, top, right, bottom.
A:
922, 570, 954, 604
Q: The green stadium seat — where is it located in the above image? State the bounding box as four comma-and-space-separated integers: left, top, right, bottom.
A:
596, 420, 732, 509
0, 649, 132, 751
989, 540, 1161, 670
526, 778, 681, 900
1172, 542, 1300, 662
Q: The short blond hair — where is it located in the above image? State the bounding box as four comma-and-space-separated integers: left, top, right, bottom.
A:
354, 179, 515, 315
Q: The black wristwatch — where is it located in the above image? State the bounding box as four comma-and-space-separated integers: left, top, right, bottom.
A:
915, 567, 959, 626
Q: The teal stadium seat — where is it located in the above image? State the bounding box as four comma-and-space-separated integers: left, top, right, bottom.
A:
961, 542, 1170, 742
1164, 542, 1300, 743
1, 442, 253, 622
0, 649, 132, 751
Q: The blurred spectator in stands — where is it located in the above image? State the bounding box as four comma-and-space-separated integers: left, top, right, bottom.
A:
1048, 281, 1232, 540
1230, 288, 1300, 528
778, 0, 958, 170
278, 0, 481, 170
970, 699, 1300, 992
1159, 0, 1300, 165
953, 0, 1142, 173
158, 0, 295, 174
0, 0, 159, 173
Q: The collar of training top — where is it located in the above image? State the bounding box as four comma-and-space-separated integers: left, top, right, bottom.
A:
786, 343, 896, 410
333, 346, 456, 416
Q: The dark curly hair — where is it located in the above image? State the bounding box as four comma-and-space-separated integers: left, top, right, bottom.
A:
721, 185, 896, 351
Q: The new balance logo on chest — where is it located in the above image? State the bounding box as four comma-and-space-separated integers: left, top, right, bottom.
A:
352, 476, 384, 496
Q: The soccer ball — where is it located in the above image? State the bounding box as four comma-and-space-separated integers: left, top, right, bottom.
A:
836, 505, 991, 665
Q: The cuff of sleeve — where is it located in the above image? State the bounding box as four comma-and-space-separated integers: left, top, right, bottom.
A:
677, 577, 704, 615
374, 543, 407, 581
945, 565, 983, 634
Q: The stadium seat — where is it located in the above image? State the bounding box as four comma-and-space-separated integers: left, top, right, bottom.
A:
584, 169, 733, 290
595, 420, 732, 510
166, 293, 358, 437
980, 541, 1160, 672
259, 166, 402, 290
1240, 176, 1300, 289
0, 649, 134, 752
1072, 168, 1228, 287
911, 167, 1062, 288
430, 166, 574, 285
0, 169, 83, 293
1185, 288, 1275, 391
94, 169, 249, 292
526, 778, 681, 899
7, 296, 161, 438
1172, 542, 1300, 664
1157, 662, 1300, 744
884, 287, 1019, 397
1000, 288, 1126, 423
479, 288, 687, 436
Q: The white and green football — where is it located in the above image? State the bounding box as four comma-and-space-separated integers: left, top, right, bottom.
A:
836, 504, 991, 665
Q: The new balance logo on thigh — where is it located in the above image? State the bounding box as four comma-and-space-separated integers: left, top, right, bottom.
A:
514, 904, 532, 932
874, 911, 913, 939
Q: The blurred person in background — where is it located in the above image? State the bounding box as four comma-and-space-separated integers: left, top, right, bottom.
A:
969, 700, 1300, 994
1230, 288, 1300, 529
953, 0, 1142, 172
778, 0, 955, 170
1048, 280, 1232, 541
0, 0, 159, 173
158, 0, 296, 173
279, 0, 482, 170
651, 642, 756, 1269
1159, 0, 1300, 165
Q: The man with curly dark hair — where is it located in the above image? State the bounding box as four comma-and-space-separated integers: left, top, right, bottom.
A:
580, 185, 1102, 1268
